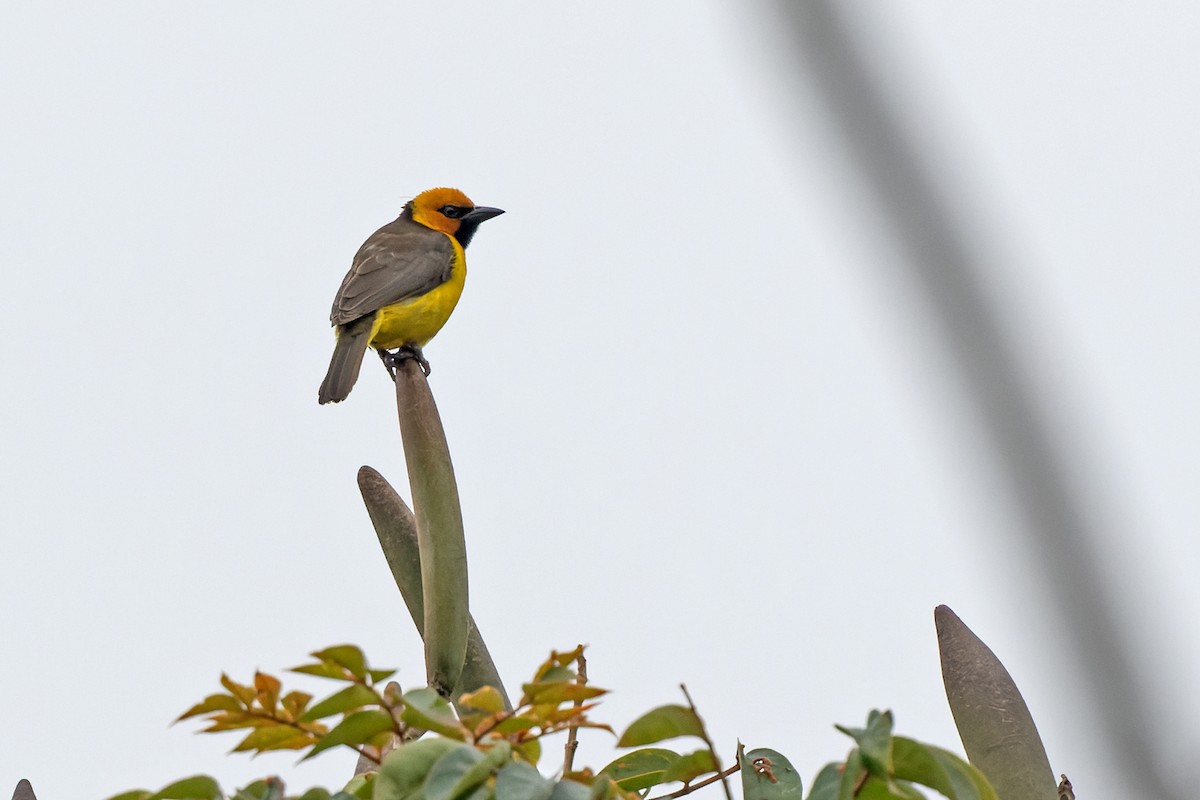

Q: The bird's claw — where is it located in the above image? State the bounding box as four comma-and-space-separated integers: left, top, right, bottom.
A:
379, 346, 431, 378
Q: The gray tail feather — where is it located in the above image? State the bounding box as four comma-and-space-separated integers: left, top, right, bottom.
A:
319, 318, 374, 404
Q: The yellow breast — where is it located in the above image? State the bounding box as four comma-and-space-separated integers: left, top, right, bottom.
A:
368, 236, 467, 350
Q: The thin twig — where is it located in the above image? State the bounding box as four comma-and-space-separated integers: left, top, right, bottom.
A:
562, 648, 588, 775
648, 762, 741, 800
680, 684, 733, 800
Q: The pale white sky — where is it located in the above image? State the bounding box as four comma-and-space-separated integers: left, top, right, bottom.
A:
2, 3, 1198, 798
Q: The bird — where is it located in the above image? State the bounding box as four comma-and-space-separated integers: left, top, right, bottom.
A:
318, 187, 504, 404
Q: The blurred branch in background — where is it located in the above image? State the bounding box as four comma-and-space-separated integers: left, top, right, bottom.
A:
759, 2, 1181, 798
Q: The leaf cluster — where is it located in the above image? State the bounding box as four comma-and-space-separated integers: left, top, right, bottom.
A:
807, 711, 997, 800
109, 646, 631, 800
107, 648, 1004, 800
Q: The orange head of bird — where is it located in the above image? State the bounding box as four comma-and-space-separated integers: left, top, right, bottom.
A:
406, 187, 504, 247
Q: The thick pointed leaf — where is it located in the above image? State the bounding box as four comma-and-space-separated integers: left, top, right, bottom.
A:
600, 748, 679, 791
375, 738, 461, 800
301, 684, 381, 721
393, 362, 469, 696
303, 709, 394, 760
617, 705, 703, 747
358, 466, 511, 710
892, 737, 997, 800
105, 793, 152, 800
835, 710, 893, 777
935, 606, 1056, 800
496, 761, 555, 800
739, 746, 803, 799
401, 688, 467, 739
147, 775, 223, 800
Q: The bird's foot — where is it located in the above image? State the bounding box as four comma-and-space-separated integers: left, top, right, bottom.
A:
380, 345, 431, 377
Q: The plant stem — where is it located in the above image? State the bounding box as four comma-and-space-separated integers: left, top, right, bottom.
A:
648, 762, 741, 800
562, 648, 588, 775
680, 684, 732, 800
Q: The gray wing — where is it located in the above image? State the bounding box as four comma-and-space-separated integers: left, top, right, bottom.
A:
329, 216, 456, 325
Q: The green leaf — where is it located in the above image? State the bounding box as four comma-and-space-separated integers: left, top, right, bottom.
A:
661, 748, 717, 784
376, 738, 461, 800
513, 735, 542, 765
447, 741, 512, 799
232, 724, 314, 753
313, 645, 369, 680
521, 682, 607, 705
146, 775, 223, 800
892, 737, 997, 800
229, 778, 287, 800
535, 665, 576, 684
531, 647, 584, 681
339, 771, 374, 800
739, 746, 803, 799
369, 669, 398, 684
854, 776, 925, 800
599, 747, 679, 791
807, 763, 842, 800
935, 606, 1056, 800
547, 779, 591, 800
220, 674, 257, 707
292, 662, 356, 681
835, 710, 894, 777
303, 709, 394, 760
294, 790, 333, 800
301, 684, 381, 721
840, 749, 867, 800
459, 685, 506, 714
176, 693, 243, 722
281, 691, 314, 720
496, 761, 555, 800
401, 687, 467, 739
105, 793, 153, 800
617, 705, 704, 747
424, 744, 487, 800
588, 779, 626, 800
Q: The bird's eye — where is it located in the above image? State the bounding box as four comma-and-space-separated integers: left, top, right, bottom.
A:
440, 205, 467, 219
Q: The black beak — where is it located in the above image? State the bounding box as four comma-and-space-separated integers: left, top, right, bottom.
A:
456, 206, 504, 248
464, 206, 505, 224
